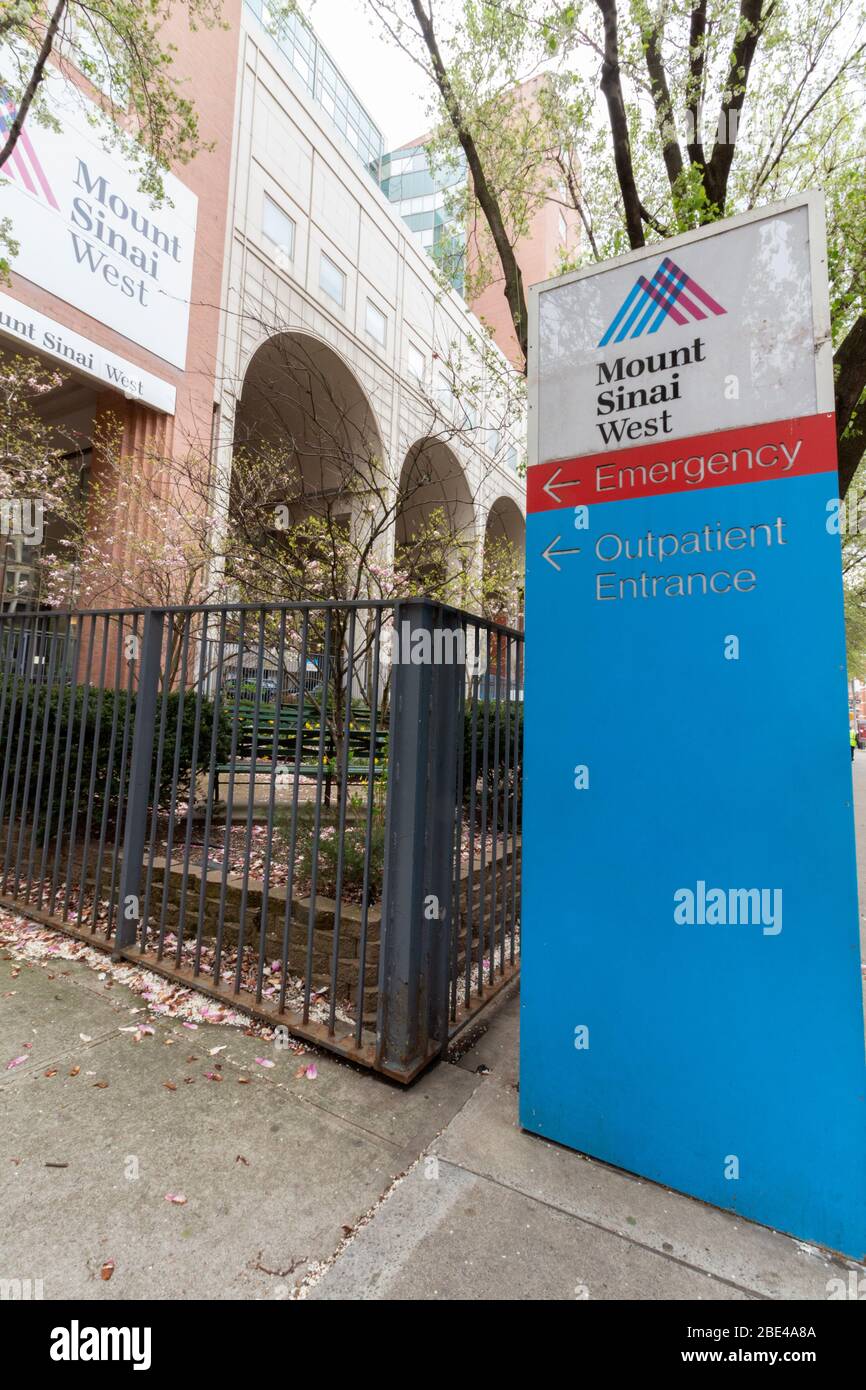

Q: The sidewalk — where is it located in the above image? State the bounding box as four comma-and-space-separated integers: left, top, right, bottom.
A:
2, 760, 866, 1300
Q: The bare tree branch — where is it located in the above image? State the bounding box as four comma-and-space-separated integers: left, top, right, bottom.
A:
836, 315, 866, 498
704, 0, 776, 209
685, 0, 709, 170
407, 0, 529, 366
639, 13, 684, 194
595, 0, 645, 248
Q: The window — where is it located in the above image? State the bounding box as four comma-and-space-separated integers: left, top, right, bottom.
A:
488, 427, 501, 457
436, 372, 454, 414
366, 300, 387, 347
408, 344, 425, 380
262, 194, 295, 262
319, 252, 346, 306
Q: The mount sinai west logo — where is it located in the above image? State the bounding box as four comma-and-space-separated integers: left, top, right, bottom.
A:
598, 256, 726, 347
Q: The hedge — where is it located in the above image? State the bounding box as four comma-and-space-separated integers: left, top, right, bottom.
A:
0, 681, 232, 829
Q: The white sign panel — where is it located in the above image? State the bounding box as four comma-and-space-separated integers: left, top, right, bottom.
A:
0, 290, 176, 413
535, 203, 824, 465
0, 53, 197, 369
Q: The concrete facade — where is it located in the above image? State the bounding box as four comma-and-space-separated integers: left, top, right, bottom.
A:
215, 3, 526, 588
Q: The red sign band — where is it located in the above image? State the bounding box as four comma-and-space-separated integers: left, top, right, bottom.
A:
526, 413, 838, 514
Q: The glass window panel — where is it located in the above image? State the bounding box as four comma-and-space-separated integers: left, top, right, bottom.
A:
365, 300, 387, 346
262, 194, 295, 260
319, 252, 346, 306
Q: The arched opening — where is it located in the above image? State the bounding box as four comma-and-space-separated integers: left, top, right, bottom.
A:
395, 438, 475, 601
483, 496, 525, 625
229, 332, 385, 601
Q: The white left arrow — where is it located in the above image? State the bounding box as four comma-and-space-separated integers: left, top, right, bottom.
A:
543, 467, 582, 504
542, 536, 582, 572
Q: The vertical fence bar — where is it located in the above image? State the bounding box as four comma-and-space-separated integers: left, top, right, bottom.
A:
214, 610, 247, 984
328, 608, 356, 1034
140, 620, 172, 953
24, 616, 62, 901
73, 616, 111, 922
464, 621, 480, 1008
105, 615, 141, 940
278, 612, 310, 1015
303, 609, 332, 1023
476, 627, 492, 996
156, 613, 191, 957
510, 634, 523, 964
234, 609, 266, 993
375, 601, 461, 1080
0, 616, 27, 880
114, 609, 165, 957
8, 614, 48, 895
255, 608, 287, 1003
449, 616, 468, 1022
499, 635, 513, 972
355, 606, 382, 1046
36, 619, 76, 910
90, 620, 126, 932
175, 614, 210, 966
194, 609, 227, 974
60, 614, 98, 919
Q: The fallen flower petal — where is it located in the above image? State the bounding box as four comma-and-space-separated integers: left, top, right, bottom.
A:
6, 1055, 27, 1069
100, 1259, 115, 1281
254, 1057, 275, 1068
165, 1192, 187, 1205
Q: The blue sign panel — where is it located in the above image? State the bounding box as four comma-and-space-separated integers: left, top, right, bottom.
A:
520, 198, 866, 1258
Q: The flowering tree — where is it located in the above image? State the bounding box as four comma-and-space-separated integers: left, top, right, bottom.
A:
0, 355, 83, 606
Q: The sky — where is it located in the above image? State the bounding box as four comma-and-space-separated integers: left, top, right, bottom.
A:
305, 0, 432, 150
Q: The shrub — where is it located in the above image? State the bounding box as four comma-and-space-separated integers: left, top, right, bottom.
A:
0, 681, 231, 829
462, 699, 523, 821
287, 799, 386, 905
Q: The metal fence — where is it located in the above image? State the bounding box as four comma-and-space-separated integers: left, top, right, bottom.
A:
0, 599, 522, 1082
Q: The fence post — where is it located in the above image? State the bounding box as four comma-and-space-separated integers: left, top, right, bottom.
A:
114, 609, 164, 958
376, 600, 461, 1081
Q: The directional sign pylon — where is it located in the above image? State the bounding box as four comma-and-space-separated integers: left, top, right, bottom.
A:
521, 194, 866, 1260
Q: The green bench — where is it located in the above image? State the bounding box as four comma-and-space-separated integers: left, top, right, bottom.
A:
214, 697, 388, 800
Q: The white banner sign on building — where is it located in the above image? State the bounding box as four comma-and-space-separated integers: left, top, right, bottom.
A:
0, 51, 198, 369
0, 291, 176, 413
